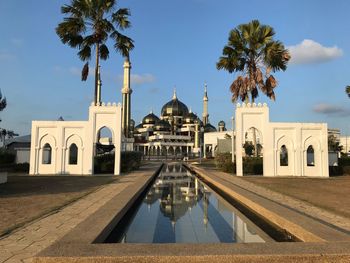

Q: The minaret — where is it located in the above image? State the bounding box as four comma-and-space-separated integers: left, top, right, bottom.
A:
202, 83, 209, 126
121, 58, 132, 138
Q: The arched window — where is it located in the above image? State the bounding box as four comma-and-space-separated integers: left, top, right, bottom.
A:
42, 143, 52, 164
280, 145, 288, 166
307, 145, 315, 166
69, 143, 78, 165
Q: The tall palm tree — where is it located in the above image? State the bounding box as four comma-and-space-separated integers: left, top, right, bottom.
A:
217, 20, 290, 103
56, 0, 134, 105
217, 20, 289, 157
346, 85, 350, 98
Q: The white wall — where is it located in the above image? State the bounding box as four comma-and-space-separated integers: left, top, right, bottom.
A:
235, 103, 329, 177
30, 103, 122, 175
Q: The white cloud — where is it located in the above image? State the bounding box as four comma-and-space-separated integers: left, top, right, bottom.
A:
288, 39, 343, 65
69, 66, 80, 76
313, 103, 350, 116
117, 73, 155, 85
0, 50, 15, 61
68, 66, 95, 77
131, 74, 155, 84
10, 38, 23, 47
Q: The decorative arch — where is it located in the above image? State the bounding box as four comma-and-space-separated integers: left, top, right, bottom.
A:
244, 127, 263, 145
95, 126, 115, 144
38, 134, 57, 174
64, 134, 84, 174
303, 136, 322, 177
276, 135, 295, 176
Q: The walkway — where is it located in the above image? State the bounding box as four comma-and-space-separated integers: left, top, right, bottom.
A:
0, 164, 161, 263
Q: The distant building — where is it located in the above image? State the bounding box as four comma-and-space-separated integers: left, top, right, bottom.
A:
4, 135, 31, 163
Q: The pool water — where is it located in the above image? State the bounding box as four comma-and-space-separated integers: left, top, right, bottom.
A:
107, 163, 271, 243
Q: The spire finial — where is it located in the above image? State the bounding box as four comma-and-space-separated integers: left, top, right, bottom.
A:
189, 107, 192, 113
150, 109, 153, 114
172, 87, 177, 100
203, 82, 208, 101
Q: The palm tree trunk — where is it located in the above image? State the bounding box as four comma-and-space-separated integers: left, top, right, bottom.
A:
94, 43, 100, 105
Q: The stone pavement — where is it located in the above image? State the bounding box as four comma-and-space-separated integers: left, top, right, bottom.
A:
0, 164, 160, 263
192, 165, 350, 236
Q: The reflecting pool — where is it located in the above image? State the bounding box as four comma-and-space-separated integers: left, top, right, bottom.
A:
108, 163, 270, 243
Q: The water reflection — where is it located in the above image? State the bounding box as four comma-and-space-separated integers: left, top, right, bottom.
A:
118, 163, 267, 243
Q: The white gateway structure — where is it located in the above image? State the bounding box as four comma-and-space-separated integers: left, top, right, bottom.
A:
234, 103, 329, 177
29, 103, 122, 175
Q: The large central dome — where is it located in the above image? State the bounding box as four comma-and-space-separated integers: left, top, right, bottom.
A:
161, 90, 189, 118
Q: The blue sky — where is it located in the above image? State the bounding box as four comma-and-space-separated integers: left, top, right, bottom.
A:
0, 0, 349, 136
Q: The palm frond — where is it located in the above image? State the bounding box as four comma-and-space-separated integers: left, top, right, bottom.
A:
99, 44, 109, 60
81, 62, 89, 81
112, 8, 132, 29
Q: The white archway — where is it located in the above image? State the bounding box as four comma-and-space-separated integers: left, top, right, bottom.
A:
38, 134, 57, 174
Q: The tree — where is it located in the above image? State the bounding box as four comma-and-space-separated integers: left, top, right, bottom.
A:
243, 141, 255, 157
0, 89, 6, 122
217, 20, 290, 103
328, 135, 343, 152
346, 85, 350, 98
217, 20, 290, 156
56, 0, 134, 105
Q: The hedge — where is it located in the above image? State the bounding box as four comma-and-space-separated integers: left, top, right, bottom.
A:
94, 151, 143, 174
215, 153, 263, 175
215, 153, 235, 173
0, 149, 15, 164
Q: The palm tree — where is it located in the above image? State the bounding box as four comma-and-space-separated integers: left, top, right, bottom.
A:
346, 85, 350, 98
217, 20, 290, 157
217, 20, 290, 103
0, 89, 7, 124
56, 0, 134, 105
0, 89, 6, 112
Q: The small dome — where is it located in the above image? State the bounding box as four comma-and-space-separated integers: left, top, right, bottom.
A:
184, 112, 198, 124
161, 91, 189, 118
204, 123, 217, 133
130, 119, 135, 127
154, 120, 171, 131
135, 123, 143, 129
142, 112, 160, 125
218, 120, 225, 126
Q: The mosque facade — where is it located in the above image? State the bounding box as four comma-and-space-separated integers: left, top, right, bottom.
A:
130, 86, 222, 158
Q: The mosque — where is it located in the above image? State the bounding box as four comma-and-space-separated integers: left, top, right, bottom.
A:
130, 86, 225, 158
118, 58, 224, 158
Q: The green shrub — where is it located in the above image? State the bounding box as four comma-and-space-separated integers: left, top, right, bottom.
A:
215, 153, 235, 173
339, 156, 350, 167
94, 151, 143, 173
243, 157, 263, 175
342, 166, 350, 175
329, 166, 343, 176
0, 149, 15, 164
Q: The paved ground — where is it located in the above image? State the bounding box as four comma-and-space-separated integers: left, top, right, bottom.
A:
0, 176, 116, 237
242, 175, 350, 218
0, 165, 160, 263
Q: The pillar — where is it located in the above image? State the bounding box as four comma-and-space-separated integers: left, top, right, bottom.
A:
121, 58, 132, 138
